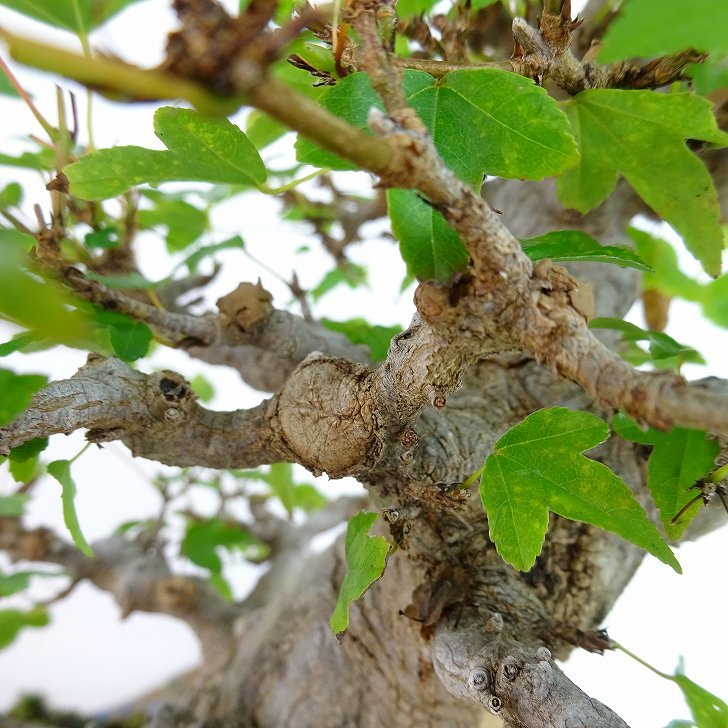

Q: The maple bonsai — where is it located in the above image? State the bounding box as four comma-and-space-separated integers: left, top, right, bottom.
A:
1, 0, 728, 725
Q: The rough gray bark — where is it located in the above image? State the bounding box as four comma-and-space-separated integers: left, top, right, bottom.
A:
1, 2, 727, 727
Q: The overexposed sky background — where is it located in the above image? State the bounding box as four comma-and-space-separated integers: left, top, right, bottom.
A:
0, 2, 727, 726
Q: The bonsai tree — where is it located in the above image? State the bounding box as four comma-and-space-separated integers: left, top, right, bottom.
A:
1, 0, 727, 725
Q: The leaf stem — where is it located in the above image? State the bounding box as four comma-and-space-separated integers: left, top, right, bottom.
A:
461, 466, 484, 490
260, 167, 331, 194
0, 53, 57, 140
709, 462, 728, 483
68, 441, 91, 465
393, 56, 513, 79
611, 641, 674, 681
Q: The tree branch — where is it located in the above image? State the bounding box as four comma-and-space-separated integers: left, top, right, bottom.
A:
0, 355, 288, 468
512, 13, 705, 94
0, 518, 239, 663
63, 267, 370, 392
433, 611, 629, 727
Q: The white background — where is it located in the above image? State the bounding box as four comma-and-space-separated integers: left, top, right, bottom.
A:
0, 1, 727, 725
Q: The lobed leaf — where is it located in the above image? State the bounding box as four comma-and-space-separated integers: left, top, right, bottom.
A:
479, 408, 680, 572
298, 70, 577, 280
330, 512, 391, 638
557, 90, 728, 277
46, 460, 93, 557
65, 107, 267, 200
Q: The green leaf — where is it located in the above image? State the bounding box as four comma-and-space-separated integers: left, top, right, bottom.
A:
0, 0, 147, 33
9, 455, 40, 484
310, 263, 367, 301
557, 90, 728, 277
65, 107, 267, 200
0, 606, 48, 650
0, 67, 21, 98
0, 182, 22, 207
190, 374, 215, 403
0, 494, 30, 516
0, 332, 49, 358
674, 660, 728, 728
701, 274, 728, 329
0, 232, 91, 345
289, 483, 327, 512
180, 235, 245, 273
600, 0, 728, 61
613, 413, 719, 539
0, 148, 55, 171
8, 437, 48, 483
9, 438, 49, 462
0, 368, 47, 427
479, 408, 680, 572
181, 518, 268, 572
297, 70, 576, 281
138, 190, 209, 252
92, 309, 152, 361
330, 512, 391, 637
321, 318, 400, 362
0, 570, 59, 597
84, 228, 119, 249
396, 0, 439, 17
627, 227, 704, 302
246, 111, 289, 150
521, 230, 651, 270
388, 189, 469, 280
589, 317, 704, 367
298, 70, 577, 182
46, 459, 93, 557
266, 462, 297, 516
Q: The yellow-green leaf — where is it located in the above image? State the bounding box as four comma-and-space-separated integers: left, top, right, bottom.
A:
557, 90, 728, 277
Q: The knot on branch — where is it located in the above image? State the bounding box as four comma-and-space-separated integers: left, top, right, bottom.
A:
538, 8, 582, 53
216, 280, 274, 332
276, 355, 383, 477
146, 370, 197, 426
